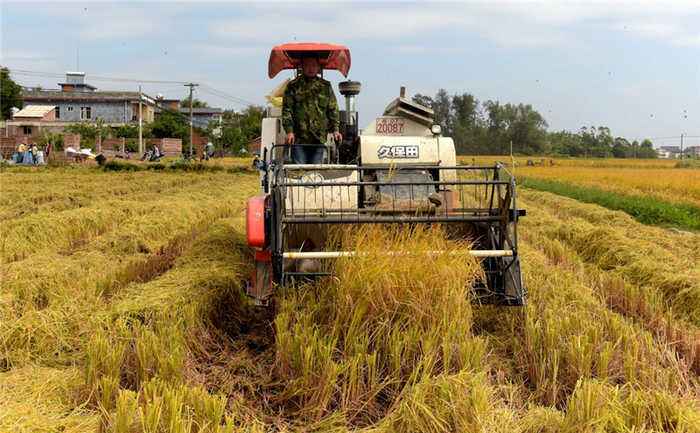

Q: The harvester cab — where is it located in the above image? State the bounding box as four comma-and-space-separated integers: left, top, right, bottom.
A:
247, 42, 526, 307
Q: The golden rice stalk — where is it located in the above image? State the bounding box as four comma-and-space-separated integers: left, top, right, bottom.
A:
274, 225, 486, 422
519, 166, 700, 208
519, 191, 700, 325
502, 243, 694, 406
0, 365, 98, 433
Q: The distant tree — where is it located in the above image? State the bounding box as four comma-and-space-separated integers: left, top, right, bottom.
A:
612, 137, 631, 158
482, 101, 547, 155
506, 104, 548, 155
432, 89, 453, 136
579, 126, 614, 157
37, 131, 64, 151
548, 130, 577, 156
1, 67, 23, 119
451, 93, 482, 154
148, 111, 190, 145
64, 119, 108, 150
412, 87, 645, 158
180, 96, 209, 108
236, 106, 263, 140
638, 138, 657, 158
110, 124, 140, 139
411, 94, 434, 110
208, 105, 263, 154
482, 100, 505, 152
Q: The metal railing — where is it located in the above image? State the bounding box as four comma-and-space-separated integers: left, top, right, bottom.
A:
272, 163, 519, 226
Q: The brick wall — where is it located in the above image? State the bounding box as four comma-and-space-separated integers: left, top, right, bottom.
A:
102, 138, 125, 151
148, 138, 182, 157
192, 131, 208, 157
0, 137, 17, 158
248, 137, 261, 154
64, 133, 81, 149
0, 136, 29, 158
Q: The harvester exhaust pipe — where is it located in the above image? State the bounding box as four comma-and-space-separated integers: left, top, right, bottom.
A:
339, 80, 361, 126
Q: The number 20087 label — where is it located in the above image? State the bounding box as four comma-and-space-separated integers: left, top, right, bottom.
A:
375, 118, 405, 135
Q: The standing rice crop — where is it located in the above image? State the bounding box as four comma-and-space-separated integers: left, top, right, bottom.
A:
518, 167, 700, 208
274, 225, 496, 429
4, 164, 700, 432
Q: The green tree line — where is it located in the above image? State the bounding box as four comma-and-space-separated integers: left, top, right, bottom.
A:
413, 89, 657, 158
1, 67, 24, 120
207, 106, 263, 154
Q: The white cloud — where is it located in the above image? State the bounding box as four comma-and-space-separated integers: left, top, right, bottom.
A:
0, 49, 55, 62
210, 7, 462, 42
614, 20, 700, 46
194, 43, 264, 55
0, 49, 63, 81
208, 2, 700, 49
13, 2, 188, 40
673, 33, 700, 46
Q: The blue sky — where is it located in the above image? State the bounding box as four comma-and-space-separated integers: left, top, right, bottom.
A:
1, 1, 699, 147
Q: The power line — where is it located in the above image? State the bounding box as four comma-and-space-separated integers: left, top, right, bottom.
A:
198, 84, 258, 107
8, 68, 187, 85
141, 92, 213, 129
646, 135, 700, 142
10, 67, 259, 108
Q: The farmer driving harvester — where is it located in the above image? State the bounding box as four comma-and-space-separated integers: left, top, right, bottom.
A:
281, 52, 343, 164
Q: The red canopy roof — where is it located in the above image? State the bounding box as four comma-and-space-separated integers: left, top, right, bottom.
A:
268, 43, 351, 78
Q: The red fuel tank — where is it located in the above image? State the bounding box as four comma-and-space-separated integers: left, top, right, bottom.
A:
246, 195, 267, 248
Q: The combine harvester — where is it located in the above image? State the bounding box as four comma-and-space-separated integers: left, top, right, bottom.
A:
247, 43, 526, 306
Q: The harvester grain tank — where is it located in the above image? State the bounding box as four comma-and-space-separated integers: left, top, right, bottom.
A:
246, 42, 526, 306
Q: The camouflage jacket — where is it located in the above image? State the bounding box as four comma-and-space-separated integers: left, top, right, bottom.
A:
282, 75, 339, 144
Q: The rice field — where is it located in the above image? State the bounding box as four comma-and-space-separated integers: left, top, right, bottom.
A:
462, 155, 680, 169
516, 166, 700, 208
462, 156, 699, 205
461, 156, 700, 230
1, 159, 699, 432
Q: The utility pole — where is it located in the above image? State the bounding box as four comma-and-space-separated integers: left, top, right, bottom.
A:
680, 133, 684, 160
138, 85, 143, 156
184, 83, 199, 158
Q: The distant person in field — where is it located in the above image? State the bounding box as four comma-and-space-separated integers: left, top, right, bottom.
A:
282, 55, 342, 164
